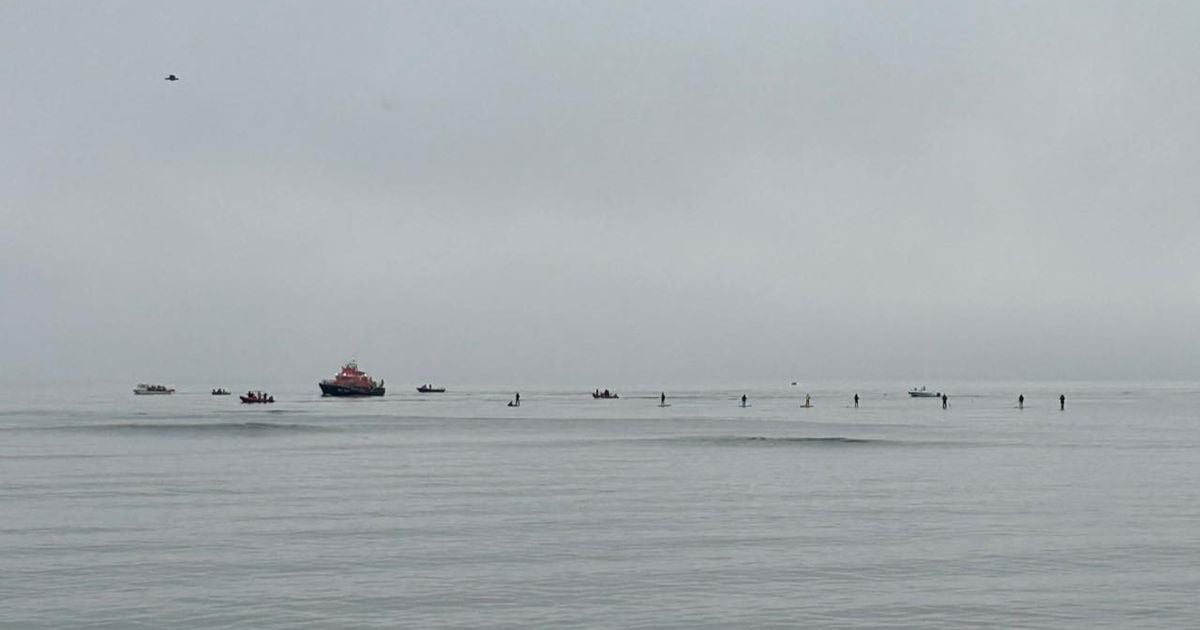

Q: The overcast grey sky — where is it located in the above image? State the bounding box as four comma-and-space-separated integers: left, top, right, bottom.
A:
2, 1, 1199, 387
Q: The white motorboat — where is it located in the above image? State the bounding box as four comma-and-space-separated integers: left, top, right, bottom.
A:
134, 383, 176, 395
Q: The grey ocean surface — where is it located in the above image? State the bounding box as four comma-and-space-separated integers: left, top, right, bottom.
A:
3, 383, 1199, 628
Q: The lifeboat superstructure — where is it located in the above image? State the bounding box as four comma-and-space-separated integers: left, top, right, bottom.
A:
319, 359, 385, 397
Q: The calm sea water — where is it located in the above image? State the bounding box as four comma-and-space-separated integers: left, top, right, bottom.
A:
3, 382, 1199, 628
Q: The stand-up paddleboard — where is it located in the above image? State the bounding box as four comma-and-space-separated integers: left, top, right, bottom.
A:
658, 403, 671, 407
507, 401, 520, 407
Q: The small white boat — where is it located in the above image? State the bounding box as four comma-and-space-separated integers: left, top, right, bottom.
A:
908, 386, 940, 398
134, 383, 176, 395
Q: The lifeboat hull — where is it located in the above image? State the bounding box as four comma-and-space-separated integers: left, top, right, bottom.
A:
319, 382, 386, 397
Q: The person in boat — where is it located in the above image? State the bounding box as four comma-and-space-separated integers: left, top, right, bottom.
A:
661, 392, 666, 405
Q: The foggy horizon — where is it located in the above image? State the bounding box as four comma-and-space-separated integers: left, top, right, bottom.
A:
4, 1, 1199, 387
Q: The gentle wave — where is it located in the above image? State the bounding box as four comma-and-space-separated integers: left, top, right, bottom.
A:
742, 435, 877, 444
40, 421, 339, 433
663, 435, 977, 448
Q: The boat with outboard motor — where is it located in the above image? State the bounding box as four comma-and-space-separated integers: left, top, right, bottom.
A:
319, 359, 385, 397
417, 385, 446, 393
240, 391, 274, 404
592, 389, 619, 399
908, 386, 941, 398
211, 388, 231, 396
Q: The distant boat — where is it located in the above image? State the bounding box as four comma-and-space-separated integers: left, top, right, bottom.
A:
416, 385, 446, 393
319, 359, 385, 397
240, 391, 274, 404
134, 383, 175, 395
908, 386, 941, 398
211, 388, 231, 396
592, 389, 619, 399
